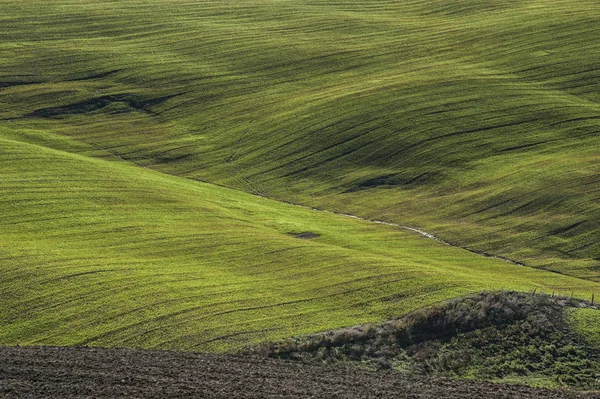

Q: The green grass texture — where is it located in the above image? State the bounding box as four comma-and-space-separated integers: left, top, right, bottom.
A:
1, 0, 600, 351
567, 308, 600, 349
1, 127, 600, 352
2, 0, 599, 278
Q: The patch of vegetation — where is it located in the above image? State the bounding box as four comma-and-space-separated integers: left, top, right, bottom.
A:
254, 292, 600, 389
567, 308, 600, 349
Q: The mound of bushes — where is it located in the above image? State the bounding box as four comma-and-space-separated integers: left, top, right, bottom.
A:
249, 291, 600, 388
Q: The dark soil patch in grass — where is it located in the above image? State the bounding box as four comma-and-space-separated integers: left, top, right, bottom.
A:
290, 231, 321, 239
70, 69, 122, 82
24, 93, 179, 118
345, 171, 442, 193
0, 81, 37, 89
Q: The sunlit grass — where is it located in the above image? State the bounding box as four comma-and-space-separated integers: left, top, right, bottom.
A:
1, 0, 600, 352
566, 308, 600, 349
1, 0, 599, 278
1, 129, 599, 352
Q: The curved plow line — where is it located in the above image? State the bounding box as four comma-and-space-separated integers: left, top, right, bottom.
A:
283, 201, 525, 267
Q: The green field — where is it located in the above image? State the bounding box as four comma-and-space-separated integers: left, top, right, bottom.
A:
567, 308, 600, 349
1, 0, 600, 353
4, 131, 599, 352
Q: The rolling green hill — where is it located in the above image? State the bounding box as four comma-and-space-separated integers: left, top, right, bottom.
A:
2, 0, 599, 279
1, 0, 600, 353
1, 126, 599, 352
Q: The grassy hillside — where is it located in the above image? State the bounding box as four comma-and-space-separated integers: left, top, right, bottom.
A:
567, 308, 600, 349
1, 126, 600, 352
1, 0, 599, 279
1, 0, 600, 355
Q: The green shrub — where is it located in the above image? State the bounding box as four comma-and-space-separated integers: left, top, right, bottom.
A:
254, 291, 600, 389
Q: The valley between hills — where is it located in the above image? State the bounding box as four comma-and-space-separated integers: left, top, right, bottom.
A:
2, 0, 600, 395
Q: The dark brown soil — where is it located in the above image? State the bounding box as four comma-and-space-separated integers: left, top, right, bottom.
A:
1, 346, 597, 398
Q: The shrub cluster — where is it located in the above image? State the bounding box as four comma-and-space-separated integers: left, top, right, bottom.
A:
248, 291, 600, 388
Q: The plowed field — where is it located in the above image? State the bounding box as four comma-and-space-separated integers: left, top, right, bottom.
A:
0, 347, 596, 398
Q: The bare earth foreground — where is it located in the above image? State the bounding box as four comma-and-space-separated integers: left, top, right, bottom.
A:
1, 347, 597, 398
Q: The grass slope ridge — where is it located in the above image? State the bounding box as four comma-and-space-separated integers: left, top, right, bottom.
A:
2, 129, 600, 353
257, 291, 600, 389
1, 0, 599, 279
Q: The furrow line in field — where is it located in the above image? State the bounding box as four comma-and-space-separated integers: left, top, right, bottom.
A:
282, 200, 525, 267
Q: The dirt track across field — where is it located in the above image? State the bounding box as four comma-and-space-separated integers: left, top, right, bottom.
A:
1, 347, 597, 398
